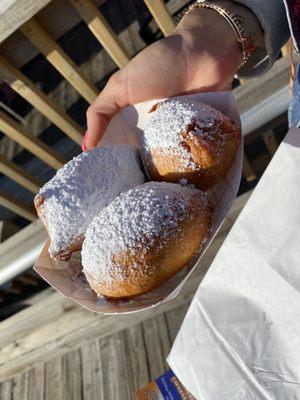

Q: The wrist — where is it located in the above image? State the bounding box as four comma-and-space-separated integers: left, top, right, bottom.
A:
175, 8, 242, 72
177, 1, 264, 74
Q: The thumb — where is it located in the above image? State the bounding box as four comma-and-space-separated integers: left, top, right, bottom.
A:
84, 70, 129, 150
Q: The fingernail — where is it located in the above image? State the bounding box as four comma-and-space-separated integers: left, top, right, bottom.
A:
82, 131, 88, 152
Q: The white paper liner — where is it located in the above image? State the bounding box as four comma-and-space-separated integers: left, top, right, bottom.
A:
168, 127, 300, 399
34, 92, 242, 314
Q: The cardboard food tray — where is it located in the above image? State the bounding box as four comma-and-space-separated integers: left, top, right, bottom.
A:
34, 92, 243, 314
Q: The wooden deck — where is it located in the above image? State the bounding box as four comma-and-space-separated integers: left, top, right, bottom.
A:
0, 190, 251, 399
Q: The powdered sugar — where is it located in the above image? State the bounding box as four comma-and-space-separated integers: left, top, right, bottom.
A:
82, 182, 208, 285
141, 99, 229, 171
38, 145, 145, 257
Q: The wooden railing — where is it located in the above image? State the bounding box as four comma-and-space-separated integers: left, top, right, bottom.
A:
0, 0, 289, 225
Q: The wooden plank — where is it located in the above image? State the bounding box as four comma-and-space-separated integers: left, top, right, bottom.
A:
1, 0, 108, 69
263, 130, 278, 156
11, 372, 29, 400
69, 0, 130, 68
0, 190, 252, 380
122, 325, 149, 393
144, 0, 176, 36
0, 190, 36, 221
0, 154, 41, 194
16, 273, 39, 286
0, 0, 52, 43
1, 0, 185, 69
165, 303, 189, 343
281, 42, 290, 57
141, 315, 171, 380
100, 332, 131, 399
0, 220, 45, 268
234, 57, 290, 115
44, 356, 62, 400
0, 55, 84, 145
243, 153, 256, 182
0, 111, 65, 170
0, 220, 20, 242
27, 365, 45, 400
0, 379, 13, 400
62, 349, 83, 400
80, 340, 104, 400
0, 100, 27, 124
20, 18, 98, 104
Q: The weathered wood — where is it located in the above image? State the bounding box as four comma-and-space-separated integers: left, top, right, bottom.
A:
235, 57, 290, 115
281, 42, 290, 57
0, 220, 46, 286
0, 55, 84, 144
27, 365, 44, 400
20, 18, 98, 104
0, 379, 13, 400
16, 273, 39, 286
44, 356, 62, 400
0, 220, 45, 267
0, 154, 41, 194
243, 154, 256, 182
80, 340, 104, 400
0, 220, 20, 242
9, 281, 26, 295
0, 0, 109, 69
69, 0, 130, 68
0, 111, 65, 170
142, 314, 171, 380
0, 100, 26, 124
11, 373, 28, 400
144, 0, 176, 36
165, 302, 190, 343
0, 0, 52, 43
0, 281, 191, 380
0, 191, 36, 221
0, 190, 252, 381
263, 130, 278, 156
122, 325, 149, 393
62, 350, 82, 400
23, 287, 55, 307
1, 0, 184, 69
100, 332, 131, 399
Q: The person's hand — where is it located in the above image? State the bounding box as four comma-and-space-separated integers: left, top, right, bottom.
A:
83, 8, 242, 150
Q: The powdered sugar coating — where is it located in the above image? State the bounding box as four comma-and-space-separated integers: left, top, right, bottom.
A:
38, 145, 145, 257
142, 99, 230, 171
82, 182, 209, 284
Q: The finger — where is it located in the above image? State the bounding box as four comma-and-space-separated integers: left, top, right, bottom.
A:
85, 69, 129, 149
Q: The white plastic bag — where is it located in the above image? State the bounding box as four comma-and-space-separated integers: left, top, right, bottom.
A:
168, 128, 300, 399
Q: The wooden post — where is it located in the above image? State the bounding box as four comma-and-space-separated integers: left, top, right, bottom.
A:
69, 0, 130, 68
0, 191, 36, 221
0, 55, 84, 145
20, 18, 98, 104
281, 42, 290, 57
143, 0, 176, 36
263, 130, 278, 156
0, 111, 65, 170
243, 154, 256, 182
0, 155, 41, 194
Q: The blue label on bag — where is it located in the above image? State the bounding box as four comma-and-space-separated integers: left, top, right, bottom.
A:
136, 369, 195, 399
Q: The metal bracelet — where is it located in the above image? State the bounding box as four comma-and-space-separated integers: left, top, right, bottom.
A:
185, 0, 256, 68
